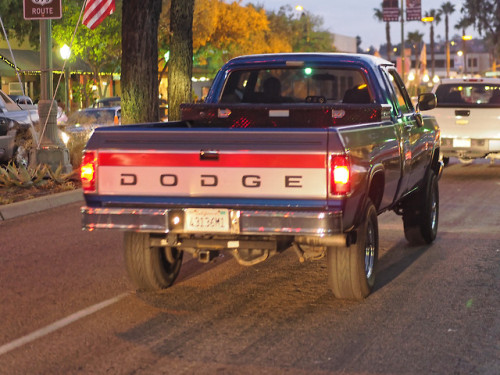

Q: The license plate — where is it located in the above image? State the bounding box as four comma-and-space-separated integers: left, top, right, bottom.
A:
184, 208, 230, 233
453, 138, 471, 148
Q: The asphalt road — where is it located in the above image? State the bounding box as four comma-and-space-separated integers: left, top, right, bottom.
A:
0, 161, 499, 375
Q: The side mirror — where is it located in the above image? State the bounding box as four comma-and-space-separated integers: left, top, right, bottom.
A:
417, 92, 437, 111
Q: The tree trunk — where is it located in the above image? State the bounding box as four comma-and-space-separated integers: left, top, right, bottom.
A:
430, 24, 435, 78
386, 22, 392, 61
167, 0, 194, 121
121, 0, 162, 124
445, 16, 450, 77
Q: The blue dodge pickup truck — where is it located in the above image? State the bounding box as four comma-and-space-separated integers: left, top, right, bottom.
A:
81, 53, 442, 300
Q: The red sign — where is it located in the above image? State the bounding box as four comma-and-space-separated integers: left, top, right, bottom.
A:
23, 0, 62, 20
383, 0, 400, 22
406, 0, 422, 21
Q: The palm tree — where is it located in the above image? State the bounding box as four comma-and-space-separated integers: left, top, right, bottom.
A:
423, 9, 442, 78
407, 31, 424, 69
440, 2, 455, 77
407, 31, 424, 95
373, 4, 392, 61
455, 17, 473, 74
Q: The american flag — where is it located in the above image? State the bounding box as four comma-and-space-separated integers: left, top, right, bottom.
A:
82, 0, 115, 30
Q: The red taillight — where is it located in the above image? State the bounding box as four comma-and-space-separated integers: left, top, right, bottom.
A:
330, 154, 351, 195
81, 151, 97, 193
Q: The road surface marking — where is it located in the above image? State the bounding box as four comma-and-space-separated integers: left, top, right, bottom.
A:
0, 292, 129, 356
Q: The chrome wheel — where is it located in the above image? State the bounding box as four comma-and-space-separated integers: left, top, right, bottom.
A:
430, 187, 438, 235
365, 220, 376, 280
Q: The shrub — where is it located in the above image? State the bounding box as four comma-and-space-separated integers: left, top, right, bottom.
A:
66, 131, 90, 170
0, 162, 48, 188
0, 162, 76, 188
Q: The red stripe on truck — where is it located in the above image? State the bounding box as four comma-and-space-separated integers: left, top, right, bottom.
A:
97, 152, 325, 168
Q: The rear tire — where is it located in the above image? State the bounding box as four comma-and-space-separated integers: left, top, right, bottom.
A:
327, 200, 378, 300
402, 171, 439, 245
124, 232, 183, 291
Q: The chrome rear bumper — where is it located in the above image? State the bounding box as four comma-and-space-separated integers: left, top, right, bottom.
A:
81, 206, 343, 236
441, 137, 500, 159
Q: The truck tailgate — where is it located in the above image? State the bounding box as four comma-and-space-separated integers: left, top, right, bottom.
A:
89, 127, 330, 202
429, 107, 500, 139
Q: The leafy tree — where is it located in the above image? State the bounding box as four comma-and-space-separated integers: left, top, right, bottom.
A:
0, 0, 39, 47
0, 1, 121, 102
52, 1, 122, 101
204, 2, 276, 58
211, 3, 264, 48
407, 30, 424, 67
160, 0, 293, 76
161, 1, 335, 77
266, 5, 334, 53
121, 0, 162, 124
373, 3, 392, 61
440, 2, 456, 77
461, 0, 500, 68
262, 6, 294, 51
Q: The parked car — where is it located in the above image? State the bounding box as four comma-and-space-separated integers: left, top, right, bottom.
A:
59, 107, 121, 146
67, 106, 121, 127
91, 96, 168, 121
9, 94, 35, 106
429, 77, 500, 164
91, 96, 121, 108
0, 90, 39, 166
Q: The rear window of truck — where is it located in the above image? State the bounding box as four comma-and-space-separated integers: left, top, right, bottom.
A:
435, 83, 500, 107
219, 68, 372, 105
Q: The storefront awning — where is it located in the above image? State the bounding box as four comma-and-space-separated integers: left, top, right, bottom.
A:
0, 49, 93, 77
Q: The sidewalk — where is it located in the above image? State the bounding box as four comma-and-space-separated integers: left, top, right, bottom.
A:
0, 189, 83, 221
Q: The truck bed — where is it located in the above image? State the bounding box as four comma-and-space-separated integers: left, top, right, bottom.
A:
180, 102, 391, 128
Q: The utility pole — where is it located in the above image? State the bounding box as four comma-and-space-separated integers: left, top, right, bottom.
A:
400, 0, 405, 81
23, 0, 71, 173
35, 20, 72, 173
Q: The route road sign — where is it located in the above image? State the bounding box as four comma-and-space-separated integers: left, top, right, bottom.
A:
24, 0, 62, 20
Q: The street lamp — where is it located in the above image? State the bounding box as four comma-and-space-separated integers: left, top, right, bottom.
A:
461, 35, 472, 75
422, 16, 435, 78
295, 5, 309, 44
60, 44, 70, 114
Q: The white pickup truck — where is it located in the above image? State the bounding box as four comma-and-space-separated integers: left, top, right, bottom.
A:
429, 77, 500, 164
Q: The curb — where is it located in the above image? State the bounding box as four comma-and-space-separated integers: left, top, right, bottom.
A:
0, 189, 84, 221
